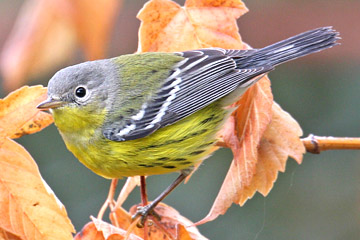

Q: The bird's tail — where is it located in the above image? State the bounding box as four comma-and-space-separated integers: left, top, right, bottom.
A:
235, 27, 340, 69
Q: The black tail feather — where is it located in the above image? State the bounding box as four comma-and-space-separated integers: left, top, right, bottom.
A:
234, 26, 340, 69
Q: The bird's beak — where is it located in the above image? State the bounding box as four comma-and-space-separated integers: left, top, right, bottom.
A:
37, 97, 66, 110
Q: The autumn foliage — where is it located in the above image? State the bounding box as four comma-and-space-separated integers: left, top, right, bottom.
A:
0, 86, 73, 239
0, 0, 308, 239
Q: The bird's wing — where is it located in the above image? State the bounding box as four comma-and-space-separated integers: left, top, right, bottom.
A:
103, 48, 272, 141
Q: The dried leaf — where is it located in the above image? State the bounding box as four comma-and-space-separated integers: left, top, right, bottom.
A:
196, 99, 306, 225
231, 76, 273, 185
0, 229, 22, 240
74, 222, 105, 240
137, 0, 248, 52
196, 76, 273, 225
0, 85, 53, 139
109, 207, 131, 232
236, 102, 305, 205
0, 86, 72, 237
176, 224, 193, 240
0, 137, 74, 239
128, 203, 207, 240
91, 217, 142, 240
110, 203, 206, 239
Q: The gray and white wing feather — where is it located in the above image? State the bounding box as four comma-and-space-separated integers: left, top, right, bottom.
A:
103, 48, 272, 141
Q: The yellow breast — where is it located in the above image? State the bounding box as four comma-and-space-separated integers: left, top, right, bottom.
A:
52, 101, 229, 178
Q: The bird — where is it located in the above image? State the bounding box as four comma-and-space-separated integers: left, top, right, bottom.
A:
37, 26, 339, 225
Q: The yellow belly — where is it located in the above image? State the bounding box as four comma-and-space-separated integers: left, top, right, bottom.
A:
53, 101, 229, 178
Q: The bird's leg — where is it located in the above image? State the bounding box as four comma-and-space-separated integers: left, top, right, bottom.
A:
140, 176, 148, 206
132, 170, 190, 228
97, 179, 118, 219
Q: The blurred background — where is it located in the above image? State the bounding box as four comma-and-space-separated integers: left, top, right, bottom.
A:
1, 0, 360, 239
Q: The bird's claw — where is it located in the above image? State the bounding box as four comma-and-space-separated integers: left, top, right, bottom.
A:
132, 204, 161, 228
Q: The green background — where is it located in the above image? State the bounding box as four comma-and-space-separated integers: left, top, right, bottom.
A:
1, 0, 360, 239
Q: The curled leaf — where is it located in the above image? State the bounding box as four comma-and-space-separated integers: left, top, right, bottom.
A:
0, 85, 53, 139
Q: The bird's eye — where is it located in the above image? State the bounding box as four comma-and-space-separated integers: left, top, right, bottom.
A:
75, 86, 87, 98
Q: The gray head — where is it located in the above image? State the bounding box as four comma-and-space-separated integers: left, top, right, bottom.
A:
37, 59, 118, 111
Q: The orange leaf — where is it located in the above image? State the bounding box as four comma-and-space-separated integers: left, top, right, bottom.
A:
137, 0, 248, 52
0, 85, 53, 139
196, 76, 273, 225
110, 203, 205, 239
236, 102, 305, 205
74, 222, 105, 240
0, 229, 22, 240
196, 99, 306, 225
231, 76, 273, 185
0, 137, 74, 239
109, 207, 131, 228
109, 207, 143, 238
128, 203, 207, 240
176, 224, 193, 240
91, 217, 142, 240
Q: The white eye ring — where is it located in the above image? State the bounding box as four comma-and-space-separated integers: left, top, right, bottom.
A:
74, 85, 91, 102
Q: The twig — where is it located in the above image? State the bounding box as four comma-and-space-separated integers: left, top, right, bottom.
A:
302, 134, 360, 154
216, 134, 360, 154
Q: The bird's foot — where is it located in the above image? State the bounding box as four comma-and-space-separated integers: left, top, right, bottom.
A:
132, 203, 161, 228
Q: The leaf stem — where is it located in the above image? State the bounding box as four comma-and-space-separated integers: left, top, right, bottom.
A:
97, 179, 118, 219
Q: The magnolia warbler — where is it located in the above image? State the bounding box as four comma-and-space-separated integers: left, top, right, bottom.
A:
38, 27, 339, 224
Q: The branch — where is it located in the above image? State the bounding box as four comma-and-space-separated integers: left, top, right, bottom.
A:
216, 134, 360, 154
301, 134, 360, 154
